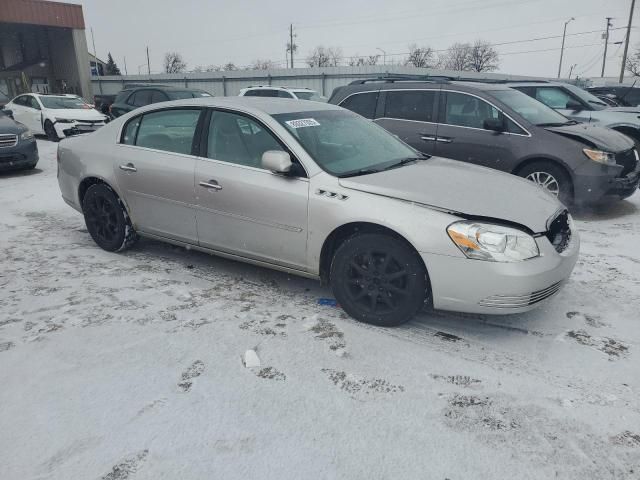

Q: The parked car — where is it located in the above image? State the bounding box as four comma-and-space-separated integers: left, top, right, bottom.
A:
0, 110, 38, 171
239, 86, 327, 102
94, 93, 116, 115
109, 85, 212, 118
57, 97, 579, 326
586, 84, 640, 107
4, 93, 109, 141
329, 77, 639, 205
591, 93, 623, 107
504, 81, 640, 146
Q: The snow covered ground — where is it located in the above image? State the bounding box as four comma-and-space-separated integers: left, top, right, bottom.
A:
1, 139, 639, 479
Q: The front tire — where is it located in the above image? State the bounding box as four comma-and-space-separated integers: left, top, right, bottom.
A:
82, 184, 138, 252
44, 120, 59, 142
518, 161, 573, 205
330, 233, 429, 327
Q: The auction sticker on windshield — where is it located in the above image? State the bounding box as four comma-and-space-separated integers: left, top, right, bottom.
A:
285, 118, 320, 128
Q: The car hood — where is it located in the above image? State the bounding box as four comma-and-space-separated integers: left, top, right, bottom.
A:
544, 123, 634, 152
52, 109, 105, 121
0, 114, 26, 134
605, 106, 640, 114
338, 158, 563, 233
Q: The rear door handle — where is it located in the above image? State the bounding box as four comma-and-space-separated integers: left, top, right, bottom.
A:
119, 163, 137, 172
420, 135, 436, 141
436, 137, 453, 143
199, 180, 222, 191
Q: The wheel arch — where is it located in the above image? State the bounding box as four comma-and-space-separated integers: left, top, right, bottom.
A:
78, 176, 131, 218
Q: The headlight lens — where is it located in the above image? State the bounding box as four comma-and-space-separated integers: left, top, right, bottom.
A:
447, 221, 539, 262
55, 118, 74, 123
20, 130, 34, 140
583, 148, 616, 165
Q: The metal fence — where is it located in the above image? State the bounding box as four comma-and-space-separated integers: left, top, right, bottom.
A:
91, 65, 544, 98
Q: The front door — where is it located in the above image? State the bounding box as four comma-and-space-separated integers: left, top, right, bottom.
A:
114, 108, 203, 243
434, 91, 520, 172
194, 110, 309, 270
375, 89, 439, 155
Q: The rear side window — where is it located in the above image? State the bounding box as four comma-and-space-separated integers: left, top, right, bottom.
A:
150, 90, 169, 103
383, 90, 436, 122
243, 90, 260, 97
129, 90, 152, 107
260, 90, 280, 97
339, 92, 379, 119
125, 109, 201, 155
277, 90, 294, 98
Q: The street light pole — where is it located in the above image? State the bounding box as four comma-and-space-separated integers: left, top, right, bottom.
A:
376, 48, 387, 65
601, 17, 613, 77
557, 17, 575, 78
619, 0, 637, 83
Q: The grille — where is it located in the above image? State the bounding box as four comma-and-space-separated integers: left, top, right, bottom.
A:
479, 281, 563, 308
545, 210, 571, 254
615, 148, 638, 177
0, 134, 18, 148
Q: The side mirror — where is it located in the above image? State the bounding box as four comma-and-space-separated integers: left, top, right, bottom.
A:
483, 116, 505, 132
262, 150, 292, 174
565, 99, 582, 111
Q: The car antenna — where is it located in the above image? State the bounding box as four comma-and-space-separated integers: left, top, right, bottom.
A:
619, 79, 638, 105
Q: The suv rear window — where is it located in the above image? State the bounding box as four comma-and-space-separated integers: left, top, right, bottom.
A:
339, 92, 379, 119
383, 90, 436, 122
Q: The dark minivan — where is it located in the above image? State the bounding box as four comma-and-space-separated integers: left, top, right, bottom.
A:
330, 77, 639, 205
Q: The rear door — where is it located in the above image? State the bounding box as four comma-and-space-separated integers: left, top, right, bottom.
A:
193, 109, 309, 269
114, 107, 203, 243
375, 89, 439, 155
434, 91, 522, 172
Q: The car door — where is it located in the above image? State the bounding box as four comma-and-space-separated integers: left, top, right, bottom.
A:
434, 91, 521, 172
375, 89, 439, 155
194, 109, 309, 270
114, 107, 203, 243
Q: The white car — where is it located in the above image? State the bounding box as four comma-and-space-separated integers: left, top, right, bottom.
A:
239, 86, 327, 102
4, 93, 109, 141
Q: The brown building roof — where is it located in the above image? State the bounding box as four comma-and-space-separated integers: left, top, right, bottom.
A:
0, 0, 85, 30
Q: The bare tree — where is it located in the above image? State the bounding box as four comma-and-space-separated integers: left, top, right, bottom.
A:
192, 65, 204, 73
251, 59, 277, 70
626, 45, 640, 76
440, 43, 472, 71
348, 54, 380, 66
164, 52, 187, 74
467, 40, 500, 72
223, 62, 238, 71
205, 64, 222, 72
404, 44, 437, 68
306, 46, 342, 67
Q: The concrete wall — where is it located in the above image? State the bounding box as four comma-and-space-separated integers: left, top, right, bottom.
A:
91, 66, 543, 98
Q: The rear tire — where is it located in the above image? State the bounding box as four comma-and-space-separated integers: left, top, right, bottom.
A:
82, 184, 138, 252
44, 120, 59, 142
330, 233, 428, 327
518, 161, 573, 205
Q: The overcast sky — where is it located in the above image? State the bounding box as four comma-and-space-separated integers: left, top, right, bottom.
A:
65, 0, 637, 78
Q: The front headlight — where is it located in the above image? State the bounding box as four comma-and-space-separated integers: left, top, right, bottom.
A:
20, 130, 34, 140
583, 148, 616, 165
55, 118, 74, 123
447, 221, 540, 262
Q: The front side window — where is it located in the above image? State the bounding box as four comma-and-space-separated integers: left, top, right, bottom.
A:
274, 109, 417, 177
207, 110, 284, 168
491, 89, 570, 126
132, 109, 201, 154
150, 90, 169, 103
130, 90, 152, 107
443, 92, 500, 129
533, 87, 576, 109
384, 90, 436, 122
339, 92, 379, 119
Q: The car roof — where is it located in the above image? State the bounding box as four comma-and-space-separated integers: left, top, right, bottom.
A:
244, 85, 313, 91
130, 96, 341, 116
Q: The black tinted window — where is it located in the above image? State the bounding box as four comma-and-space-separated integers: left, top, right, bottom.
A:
130, 90, 152, 107
134, 109, 201, 154
384, 90, 436, 122
243, 90, 260, 97
277, 90, 294, 98
260, 90, 280, 97
339, 92, 379, 119
150, 90, 169, 103
443, 92, 500, 130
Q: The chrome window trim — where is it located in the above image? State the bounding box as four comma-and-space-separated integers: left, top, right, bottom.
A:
195, 155, 310, 182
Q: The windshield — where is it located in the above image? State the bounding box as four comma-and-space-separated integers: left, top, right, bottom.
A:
563, 84, 608, 110
294, 91, 327, 102
274, 110, 419, 177
490, 89, 570, 126
39, 96, 89, 109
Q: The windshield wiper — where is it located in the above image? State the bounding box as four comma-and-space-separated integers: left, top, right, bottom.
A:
536, 121, 577, 127
339, 168, 382, 178
381, 156, 429, 171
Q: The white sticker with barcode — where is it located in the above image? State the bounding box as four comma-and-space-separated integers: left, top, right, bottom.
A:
285, 118, 320, 128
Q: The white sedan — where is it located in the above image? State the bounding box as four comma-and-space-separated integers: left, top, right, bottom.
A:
4, 93, 109, 141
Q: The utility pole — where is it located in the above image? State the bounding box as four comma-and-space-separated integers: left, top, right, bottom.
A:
123, 56, 128, 75
90, 27, 99, 76
289, 24, 295, 68
602, 17, 613, 77
146, 46, 151, 75
620, 0, 637, 83
557, 17, 575, 78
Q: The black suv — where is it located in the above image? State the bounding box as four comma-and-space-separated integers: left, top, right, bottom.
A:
586, 85, 640, 107
109, 85, 212, 118
329, 76, 639, 205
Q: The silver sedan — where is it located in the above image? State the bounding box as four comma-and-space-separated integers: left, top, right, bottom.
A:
57, 97, 579, 326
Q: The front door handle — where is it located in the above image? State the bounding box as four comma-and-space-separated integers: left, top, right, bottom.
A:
436, 137, 453, 143
420, 135, 436, 141
199, 180, 222, 191
119, 163, 137, 172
